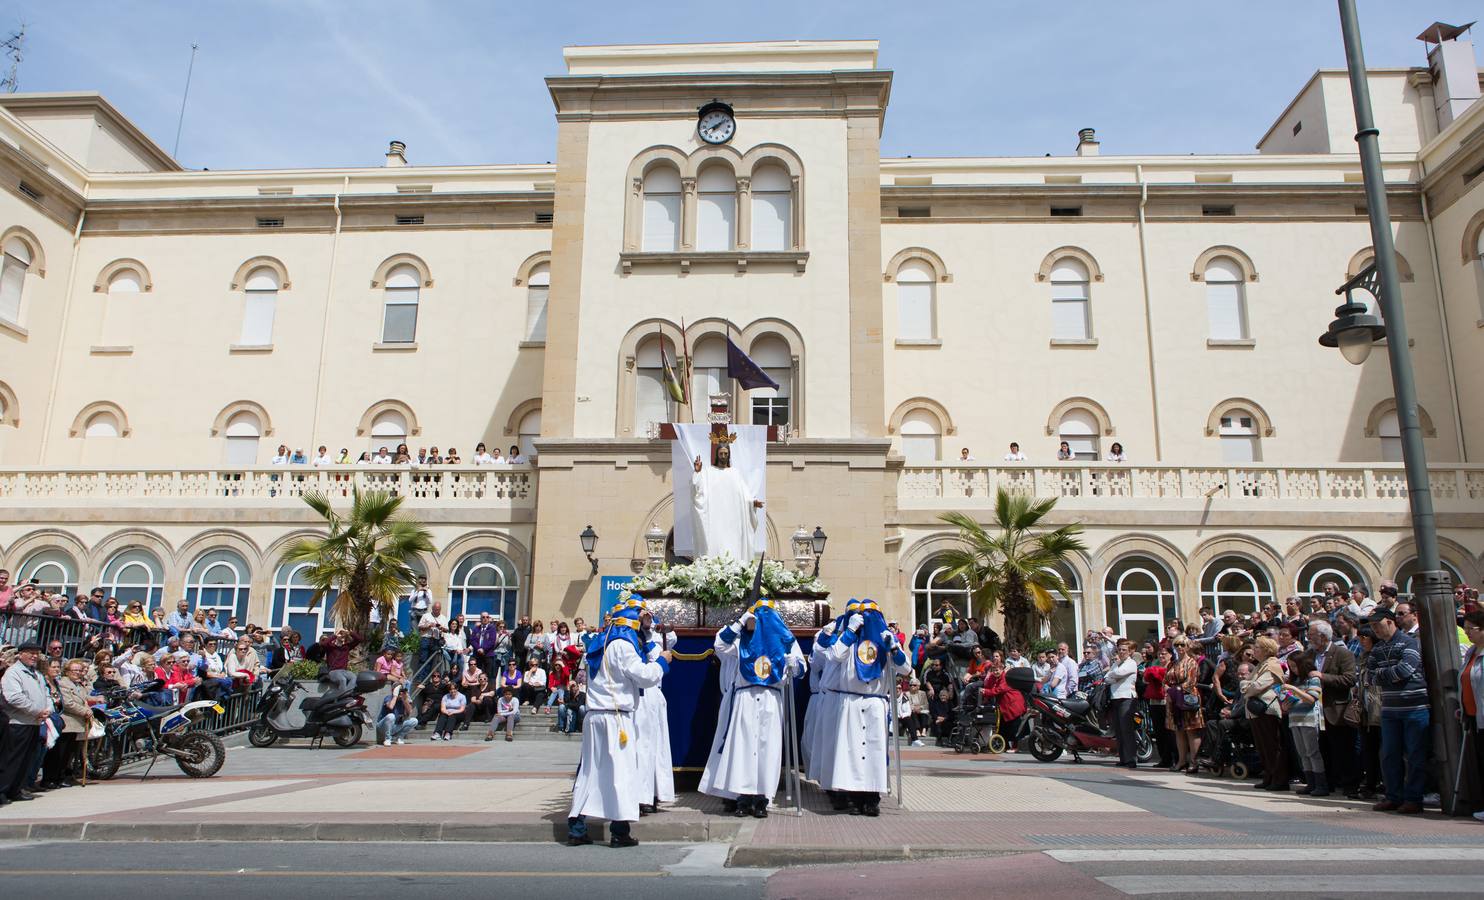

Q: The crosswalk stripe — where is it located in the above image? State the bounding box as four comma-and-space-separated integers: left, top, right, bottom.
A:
1048, 848, 1484, 863
1097, 874, 1483, 895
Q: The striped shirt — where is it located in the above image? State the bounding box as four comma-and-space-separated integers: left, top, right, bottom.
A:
1370, 631, 1428, 712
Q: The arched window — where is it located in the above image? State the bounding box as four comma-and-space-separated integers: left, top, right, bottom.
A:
634, 335, 677, 431
101, 268, 142, 346
1058, 408, 1100, 460
1199, 556, 1274, 618
748, 335, 791, 428
1476, 229, 1484, 320
524, 262, 549, 343
899, 409, 942, 464
912, 557, 969, 630
1043, 562, 1083, 649
449, 550, 519, 623
381, 264, 420, 343
241, 267, 279, 345
641, 166, 682, 252
184, 548, 251, 622
1295, 555, 1366, 598
0, 236, 32, 324
517, 409, 541, 459
272, 561, 334, 640
750, 163, 791, 251
1218, 408, 1261, 462
696, 164, 736, 251
1104, 556, 1176, 645
370, 409, 408, 452
18, 548, 78, 597
896, 259, 936, 341
1394, 557, 1463, 601
1204, 257, 1249, 340
1049, 258, 1091, 340
1377, 409, 1401, 462
222, 411, 262, 466
690, 336, 728, 415
85, 410, 121, 438
101, 548, 164, 611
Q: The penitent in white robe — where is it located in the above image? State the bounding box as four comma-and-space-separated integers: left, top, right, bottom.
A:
817, 632, 911, 794
634, 631, 676, 804
801, 625, 837, 777
697, 630, 743, 800
568, 638, 668, 823
699, 620, 806, 802
691, 464, 760, 562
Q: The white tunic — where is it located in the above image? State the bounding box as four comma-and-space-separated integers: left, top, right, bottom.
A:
700, 622, 804, 801
568, 637, 667, 823
635, 630, 676, 804
801, 625, 837, 778
697, 629, 743, 800
691, 464, 760, 562
817, 631, 911, 793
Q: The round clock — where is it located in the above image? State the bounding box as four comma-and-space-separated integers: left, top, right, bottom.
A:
697, 101, 736, 145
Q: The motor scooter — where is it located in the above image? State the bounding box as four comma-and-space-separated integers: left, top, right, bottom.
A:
1007, 668, 1154, 764
248, 669, 384, 748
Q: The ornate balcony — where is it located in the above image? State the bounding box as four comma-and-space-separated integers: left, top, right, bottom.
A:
897, 462, 1484, 511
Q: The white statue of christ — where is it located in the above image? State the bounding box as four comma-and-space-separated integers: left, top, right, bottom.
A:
690, 443, 763, 562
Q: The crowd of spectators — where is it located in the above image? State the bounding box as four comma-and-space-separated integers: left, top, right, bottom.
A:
264, 442, 531, 467
892, 579, 1484, 820
952, 441, 1129, 463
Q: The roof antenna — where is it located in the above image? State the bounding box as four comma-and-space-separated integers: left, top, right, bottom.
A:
0, 23, 25, 94
172, 42, 199, 159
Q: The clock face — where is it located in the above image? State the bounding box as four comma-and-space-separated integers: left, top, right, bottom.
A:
697, 108, 736, 145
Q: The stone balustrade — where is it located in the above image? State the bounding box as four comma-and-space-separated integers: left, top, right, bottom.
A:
897, 462, 1484, 510
0, 465, 536, 507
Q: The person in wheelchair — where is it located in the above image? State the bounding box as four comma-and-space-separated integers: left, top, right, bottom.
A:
979, 655, 1027, 751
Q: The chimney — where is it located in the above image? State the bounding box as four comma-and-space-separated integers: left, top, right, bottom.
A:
1076, 127, 1100, 157
1418, 22, 1481, 130
385, 140, 408, 167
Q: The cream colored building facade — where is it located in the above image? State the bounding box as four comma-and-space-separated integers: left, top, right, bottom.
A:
1, 37, 1483, 644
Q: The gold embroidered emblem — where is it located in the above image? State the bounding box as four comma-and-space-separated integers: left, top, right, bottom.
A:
753, 656, 772, 679
856, 641, 878, 665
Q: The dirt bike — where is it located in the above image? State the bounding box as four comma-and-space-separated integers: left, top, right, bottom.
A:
86, 679, 228, 780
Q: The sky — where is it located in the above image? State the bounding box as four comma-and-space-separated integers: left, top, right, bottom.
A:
2, 0, 1480, 171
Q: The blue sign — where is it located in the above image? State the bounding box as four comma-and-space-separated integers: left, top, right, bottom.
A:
599, 574, 632, 622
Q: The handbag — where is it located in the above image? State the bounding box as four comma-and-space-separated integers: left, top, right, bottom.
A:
86, 715, 106, 740
1341, 695, 1364, 727
1166, 685, 1201, 711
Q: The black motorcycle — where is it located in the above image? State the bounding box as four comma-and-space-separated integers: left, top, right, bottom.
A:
1008, 668, 1155, 765
248, 669, 384, 748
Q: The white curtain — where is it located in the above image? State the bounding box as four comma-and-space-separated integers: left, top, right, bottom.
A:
750, 164, 791, 251
1050, 259, 1090, 340
525, 263, 549, 342
642, 167, 682, 252
897, 260, 936, 340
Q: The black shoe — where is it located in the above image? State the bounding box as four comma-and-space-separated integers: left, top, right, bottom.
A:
827, 791, 851, 811
610, 834, 640, 848
750, 804, 768, 819
638, 803, 655, 816
732, 804, 748, 818
862, 802, 880, 817
8, 790, 34, 801
721, 798, 738, 814
566, 835, 593, 847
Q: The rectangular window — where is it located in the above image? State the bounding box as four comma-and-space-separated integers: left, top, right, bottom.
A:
691, 367, 724, 415
900, 434, 941, 464
1050, 206, 1083, 217
1050, 282, 1090, 340
642, 194, 681, 251
697, 193, 736, 251
1206, 282, 1247, 340
897, 282, 934, 340
749, 368, 790, 428
534, 211, 554, 225
240, 290, 276, 344
524, 285, 548, 342
382, 289, 419, 343
752, 193, 790, 250
0, 253, 24, 322
1380, 436, 1403, 463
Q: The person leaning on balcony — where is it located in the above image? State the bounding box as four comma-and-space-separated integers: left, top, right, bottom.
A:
1057, 441, 1074, 461
271, 444, 290, 465
312, 445, 333, 466
0, 569, 12, 610
1003, 442, 1026, 462
1106, 442, 1127, 463
444, 447, 462, 464
165, 600, 193, 638
121, 601, 150, 631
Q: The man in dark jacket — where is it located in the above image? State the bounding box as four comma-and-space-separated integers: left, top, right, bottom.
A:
1309, 619, 1358, 797
512, 616, 532, 670
470, 612, 500, 678
1368, 609, 1429, 814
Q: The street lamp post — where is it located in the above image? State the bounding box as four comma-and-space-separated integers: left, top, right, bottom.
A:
1324, 0, 1471, 816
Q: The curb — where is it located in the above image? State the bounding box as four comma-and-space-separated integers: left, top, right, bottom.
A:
727, 844, 1007, 868
0, 818, 741, 844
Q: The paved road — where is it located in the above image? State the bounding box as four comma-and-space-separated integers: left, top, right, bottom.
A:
7, 840, 1484, 899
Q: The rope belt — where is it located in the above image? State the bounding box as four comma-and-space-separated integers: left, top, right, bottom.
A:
828, 689, 889, 700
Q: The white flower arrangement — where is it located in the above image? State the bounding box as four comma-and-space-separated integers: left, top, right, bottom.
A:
620, 555, 828, 608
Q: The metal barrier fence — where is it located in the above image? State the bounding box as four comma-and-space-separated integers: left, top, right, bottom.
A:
0, 611, 101, 656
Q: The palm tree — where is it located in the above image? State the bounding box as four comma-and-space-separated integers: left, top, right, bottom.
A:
937, 489, 1087, 651
281, 488, 435, 665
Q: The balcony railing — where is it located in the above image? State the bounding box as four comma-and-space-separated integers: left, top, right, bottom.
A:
897, 462, 1484, 509
0, 465, 536, 507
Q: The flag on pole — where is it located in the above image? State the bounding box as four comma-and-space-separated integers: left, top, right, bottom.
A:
660, 331, 687, 405
726, 337, 779, 391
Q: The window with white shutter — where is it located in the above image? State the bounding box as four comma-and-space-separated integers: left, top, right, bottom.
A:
381, 265, 420, 343
0, 237, 31, 324
1204, 257, 1248, 340
1219, 411, 1260, 462
240, 267, 278, 345
634, 337, 675, 431
1377, 410, 1402, 462
750, 164, 791, 251
223, 411, 262, 465
370, 410, 408, 453
518, 410, 542, 459
896, 260, 936, 340
525, 263, 549, 342
690, 337, 727, 414
899, 409, 942, 463
641, 167, 682, 252
102, 268, 142, 346
1049, 259, 1090, 340
748, 336, 791, 428
696, 165, 736, 251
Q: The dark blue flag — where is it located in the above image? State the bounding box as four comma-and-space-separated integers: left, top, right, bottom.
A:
726, 337, 779, 391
